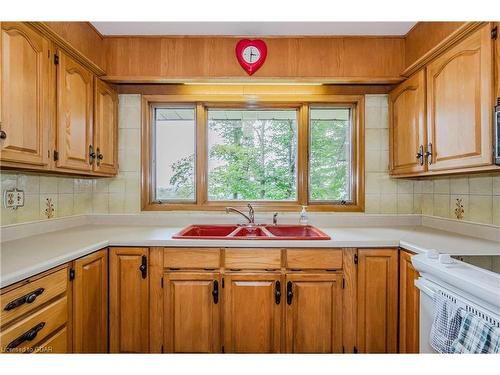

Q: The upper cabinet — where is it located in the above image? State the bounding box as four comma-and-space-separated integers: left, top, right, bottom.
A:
390, 23, 499, 177
0, 22, 118, 177
389, 70, 426, 175
93, 78, 118, 174
0, 22, 51, 168
55, 49, 94, 172
426, 24, 493, 171
495, 23, 500, 102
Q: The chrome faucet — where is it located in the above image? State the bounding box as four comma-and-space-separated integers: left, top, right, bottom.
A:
225, 203, 255, 225
273, 212, 278, 225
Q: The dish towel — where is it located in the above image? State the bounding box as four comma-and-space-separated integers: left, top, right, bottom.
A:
450, 311, 500, 354
430, 292, 463, 353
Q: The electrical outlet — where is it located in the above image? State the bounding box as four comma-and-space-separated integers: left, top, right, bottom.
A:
3, 188, 24, 210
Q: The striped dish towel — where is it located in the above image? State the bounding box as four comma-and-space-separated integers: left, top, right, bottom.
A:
430, 293, 463, 353
451, 312, 500, 354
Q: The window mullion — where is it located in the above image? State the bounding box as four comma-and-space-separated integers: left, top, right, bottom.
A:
196, 103, 208, 206
297, 104, 309, 206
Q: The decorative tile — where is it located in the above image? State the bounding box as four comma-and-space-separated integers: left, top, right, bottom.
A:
40, 194, 57, 219
450, 194, 469, 221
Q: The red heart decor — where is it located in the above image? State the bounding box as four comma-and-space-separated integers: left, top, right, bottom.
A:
235, 39, 267, 76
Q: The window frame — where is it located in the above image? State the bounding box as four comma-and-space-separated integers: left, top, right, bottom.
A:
142, 90, 364, 212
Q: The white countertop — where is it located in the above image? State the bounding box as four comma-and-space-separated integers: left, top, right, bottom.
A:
1, 223, 499, 288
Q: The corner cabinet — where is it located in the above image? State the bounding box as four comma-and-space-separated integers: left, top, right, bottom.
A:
389, 70, 427, 175
109, 247, 150, 353
356, 249, 398, 353
426, 24, 493, 171
0, 22, 51, 168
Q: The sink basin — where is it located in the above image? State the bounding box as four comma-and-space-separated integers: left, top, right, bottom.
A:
172, 224, 330, 240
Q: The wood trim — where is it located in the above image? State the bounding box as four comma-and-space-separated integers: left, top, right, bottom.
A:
402, 22, 486, 77
390, 164, 500, 178
141, 87, 365, 212
149, 247, 163, 353
27, 22, 105, 75
342, 248, 357, 353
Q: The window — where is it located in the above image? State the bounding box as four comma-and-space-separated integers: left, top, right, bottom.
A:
143, 88, 364, 212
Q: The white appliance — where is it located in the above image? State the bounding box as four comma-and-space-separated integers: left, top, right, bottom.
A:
412, 254, 500, 353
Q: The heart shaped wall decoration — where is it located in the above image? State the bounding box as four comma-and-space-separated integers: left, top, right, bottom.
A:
235, 39, 267, 76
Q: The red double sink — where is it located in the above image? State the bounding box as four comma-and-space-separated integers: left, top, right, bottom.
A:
173, 224, 331, 240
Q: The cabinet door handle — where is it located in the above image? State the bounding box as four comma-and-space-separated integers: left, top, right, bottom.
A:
416, 145, 424, 166
89, 145, 96, 165
6, 322, 45, 351
139, 255, 147, 279
0, 129, 6, 139
96, 147, 103, 166
274, 280, 281, 305
212, 280, 219, 304
425, 142, 433, 165
287, 281, 293, 305
3, 288, 45, 311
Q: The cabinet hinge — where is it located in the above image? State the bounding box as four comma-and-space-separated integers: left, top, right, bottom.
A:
69, 268, 75, 281
54, 54, 59, 65
492, 26, 498, 40
353, 346, 358, 354
221, 345, 225, 353
53, 150, 59, 161
222, 278, 225, 288
354, 254, 358, 265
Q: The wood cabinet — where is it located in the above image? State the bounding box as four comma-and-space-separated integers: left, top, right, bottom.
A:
496, 23, 500, 101
399, 250, 420, 353
285, 273, 342, 353
55, 49, 94, 172
93, 78, 118, 174
426, 24, 493, 171
357, 249, 398, 353
0, 22, 51, 168
164, 272, 221, 353
109, 247, 149, 353
389, 70, 427, 175
223, 273, 282, 353
72, 249, 108, 353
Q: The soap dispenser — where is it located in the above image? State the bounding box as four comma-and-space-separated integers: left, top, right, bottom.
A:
299, 206, 308, 225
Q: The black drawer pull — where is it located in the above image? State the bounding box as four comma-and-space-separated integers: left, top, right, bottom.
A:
139, 255, 148, 279
212, 280, 219, 304
4, 288, 45, 311
287, 281, 293, 305
6, 322, 45, 351
275, 281, 281, 305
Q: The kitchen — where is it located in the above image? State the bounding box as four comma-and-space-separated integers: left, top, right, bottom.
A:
1, 0, 499, 373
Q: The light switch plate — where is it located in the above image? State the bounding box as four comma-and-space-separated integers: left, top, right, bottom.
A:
3, 188, 24, 210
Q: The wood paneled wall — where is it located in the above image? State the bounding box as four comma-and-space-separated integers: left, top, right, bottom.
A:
103, 36, 405, 83
44, 22, 106, 71
404, 22, 465, 68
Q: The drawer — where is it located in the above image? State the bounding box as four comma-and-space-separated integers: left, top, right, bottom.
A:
224, 249, 282, 270
33, 326, 68, 354
1, 296, 68, 353
1, 268, 68, 327
286, 249, 342, 270
164, 248, 221, 269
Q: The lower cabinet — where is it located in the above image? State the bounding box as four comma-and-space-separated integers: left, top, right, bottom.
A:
357, 249, 398, 353
285, 273, 343, 353
399, 250, 420, 353
223, 273, 282, 353
72, 249, 108, 353
109, 247, 150, 353
163, 272, 221, 353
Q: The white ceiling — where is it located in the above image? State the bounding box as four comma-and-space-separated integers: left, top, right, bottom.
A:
91, 22, 416, 36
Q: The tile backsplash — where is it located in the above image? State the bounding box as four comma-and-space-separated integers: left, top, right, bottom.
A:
1, 94, 499, 226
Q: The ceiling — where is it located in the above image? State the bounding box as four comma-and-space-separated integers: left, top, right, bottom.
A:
91, 22, 416, 36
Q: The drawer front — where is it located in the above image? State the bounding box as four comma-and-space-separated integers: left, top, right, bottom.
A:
224, 249, 282, 270
1, 296, 68, 353
164, 248, 221, 269
33, 327, 68, 354
286, 249, 342, 270
1, 268, 68, 326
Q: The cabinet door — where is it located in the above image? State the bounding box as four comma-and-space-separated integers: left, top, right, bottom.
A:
224, 273, 282, 353
73, 249, 108, 353
426, 24, 493, 171
56, 49, 93, 172
109, 247, 149, 353
164, 272, 220, 353
399, 250, 420, 353
93, 78, 118, 175
495, 23, 500, 102
285, 273, 342, 353
0, 22, 50, 167
389, 70, 427, 175
357, 249, 398, 353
